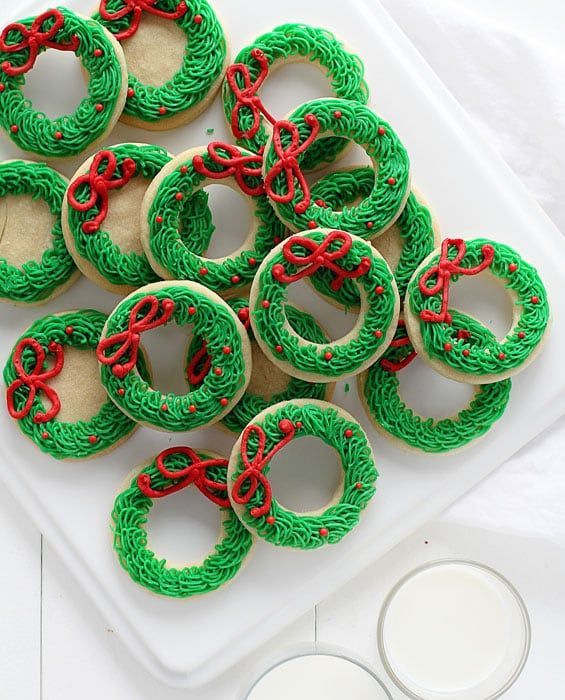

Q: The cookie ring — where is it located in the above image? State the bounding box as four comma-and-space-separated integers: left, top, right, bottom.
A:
94, 0, 228, 130
141, 145, 285, 295
98, 280, 252, 431
0, 160, 79, 305
405, 238, 551, 383
310, 167, 439, 303
3, 309, 145, 460
112, 446, 253, 597
359, 320, 512, 453
63, 143, 213, 294
227, 400, 378, 549
222, 23, 368, 169
250, 228, 400, 383
0, 7, 127, 158
261, 98, 411, 236
186, 297, 334, 433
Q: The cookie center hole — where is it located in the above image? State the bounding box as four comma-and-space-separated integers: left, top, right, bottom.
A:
23, 49, 88, 119
447, 272, 514, 340
261, 61, 333, 121
269, 436, 341, 513
0, 194, 54, 266
141, 322, 194, 394
397, 355, 476, 420
146, 485, 222, 566
105, 176, 152, 255
202, 185, 253, 259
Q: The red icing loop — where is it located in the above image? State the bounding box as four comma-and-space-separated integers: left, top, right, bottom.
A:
380, 320, 417, 372
98, 0, 187, 41
272, 230, 371, 291
137, 446, 230, 507
418, 239, 495, 325
192, 142, 264, 196
6, 338, 64, 423
226, 48, 275, 139
0, 9, 79, 77
97, 295, 175, 378
231, 420, 295, 518
264, 114, 320, 214
67, 150, 136, 234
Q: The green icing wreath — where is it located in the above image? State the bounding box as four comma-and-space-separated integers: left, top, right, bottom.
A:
360, 320, 512, 453
261, 98, 410, 236
228, 400, 378, 549
0, 7, 126, 158
94, 0, 227, 127
222, 23, 369, 170
112, 448, 253, 597
3, 309, 145, 460
0, 160, 78, 305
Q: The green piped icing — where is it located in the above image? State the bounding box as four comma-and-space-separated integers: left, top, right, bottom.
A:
407, 239, 551, 378
361, 321, 512, 453
222, 23, 369, 170
262, 98, 410, 236
229, 400, 378, 549
145, 146, 285, 294
3, 310, 145, 460
112, 450, 253, 597
94, 0, 227, 127
0, 8, 125, 157
0, 161, 78, 304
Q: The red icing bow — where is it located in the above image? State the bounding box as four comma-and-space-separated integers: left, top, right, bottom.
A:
231, 419, 296, 518
98, 0, 187, 41
67, 150, 136, 234
6, 338, 64, 424
137, 446, 230, 507
264, 114, 320, 215
380, 320, 417, 372
192, 142, 264, 196
418, 238, 495, 325
97, 295, 175, 378
226, 48, 275, 140
272, 230, 371, 291
0, 9, 79, 76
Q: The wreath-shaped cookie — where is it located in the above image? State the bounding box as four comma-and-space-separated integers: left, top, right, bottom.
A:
0, 160, 79, 305
98, 281, 252, 431
250, 228, 400, 382
227, 400, 378, 549
3, 309, 145, 460
94, 0, 228, 130
222, 23, 368, 170
0, 7, 127, 158
112, 446, 253, 597
141, 144, 285, 295
405, 238, 551, 383
186, 297, 334, 433
359, 320, 512, 453
63, 143, 213, 294
261, 98, 410, 236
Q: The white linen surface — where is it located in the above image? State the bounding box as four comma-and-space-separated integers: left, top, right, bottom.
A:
379, 0, 565, 547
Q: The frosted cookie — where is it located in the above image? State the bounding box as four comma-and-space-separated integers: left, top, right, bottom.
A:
222, 23, 368, 169
227, 400, 378, 549
261, 98, 410, 235
405, 238, 551, 384
141, 144, 285, 296
3, 309, 145, 460
186, 296, 334, 433
359, 320, 512, 453
0, 8, 127, 158
63, 143, 213, 294
98, 280, 252, 431
94, 0, 228, 130
250, 229, 400, 383
112, 446, 253, 597
0, 160, 79, 306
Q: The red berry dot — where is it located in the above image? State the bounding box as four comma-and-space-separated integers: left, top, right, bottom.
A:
199, 267, 208, 276
366, 221, 374, 230
375, 286, 384, 295
180, 165, 188, 174
94, 48, 103, 57
249, 257, 257, 266
161, 404, 168, 412
188, 306, 196, 315
531, 296, 539, 304
275, 344, 283, 353
518, 331, 525, 339
344, 429, 353, 438
220, 397, 229, 406
295, 421, 303, 429
308, 220, 317, 229
319, 528, 329, 537
65, 326, 73, 335
274, 236, 281, 244
374, 329, 383, 338
117, 388, 125, 396
175, 191, 184, 201
266, 516, 276, 525
0, 84, 5, 92
54, 131, 62, 140
41, 431, 49, 440
315, 199, 325, 207
10, 124, 18, 133
95, 103, 104, 112
222, 346, 231, 354
88, 435, 98, 444
127, 87, 135, 98
498, 352, 506, 360
231, 275, 240, 284
189, 404, 196, 413
377, 126, 386, 136
333, 110, 342, 119
214, 367, 222, 376
193, 13, 203, 23
387, 177, 396, 186
355, 482, 363, 490
158, 106, 167, 115
444, 342, 453, 352
279, 419, 293, 433
155, 215, 163, 223
261, 300, 270, 308
462, 349, 470, 357
324, 351, 333, 361
508, 263, 518, 273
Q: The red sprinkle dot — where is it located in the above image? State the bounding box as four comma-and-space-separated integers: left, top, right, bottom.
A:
193, 13, 203, 23
355, 482, 363, 490
295, 421, 303, 429
531, 296, 539, 304
262, 300, 270, 308
117, 388, 125, 396
315, 199, 326, 207
375, 286, 384, 295
158, 106, 167, 115
54, 131, 62, 140
231, 275, 241, 284
279, 419, 293, 432
155, 215, 163, 223
374, 329, 383, 338
94, 48, 103, 57
366, 221, 374, 230
189, 404, 196, 413
444, 342, 453, 352
65, 326, 73, 335
333, 110, 342, 119
508, 263, 518, 273
175, 191, 184, 201
344, 429, 353, 438
199, 267, 208, 276
10, 124, 18, 133
249, 257, 257, 266
275, 344, 283, 353
88, 435, 98, 444
518, 331, 525, 339
180, 165, 188, 174
307, 220, 317, 229
266, 516, 276, 525
220, 397, 229, 406
127, 87, 135, 98
161, 404, 168, 412
95, 103, 104, 112
319, 528, 329, 537
324, 351, 333, 361
214, 367, 222, 376
377, 126, 386, 136
387, 177, 396, 186
41, 431, 49, 440
222, 346, 231, 354
0, 84, 5, 92
462, 349, 470, 357
498, 352, 506, 360
188, 306, 197, 315
274, 236, 281, 244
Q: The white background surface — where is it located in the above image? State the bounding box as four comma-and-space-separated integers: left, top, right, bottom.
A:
1, 0, 564, 697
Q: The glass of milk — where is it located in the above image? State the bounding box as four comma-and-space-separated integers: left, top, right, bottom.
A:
378, 560, 531, 700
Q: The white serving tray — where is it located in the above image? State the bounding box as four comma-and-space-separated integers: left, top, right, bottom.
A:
1, 0, 564, 689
